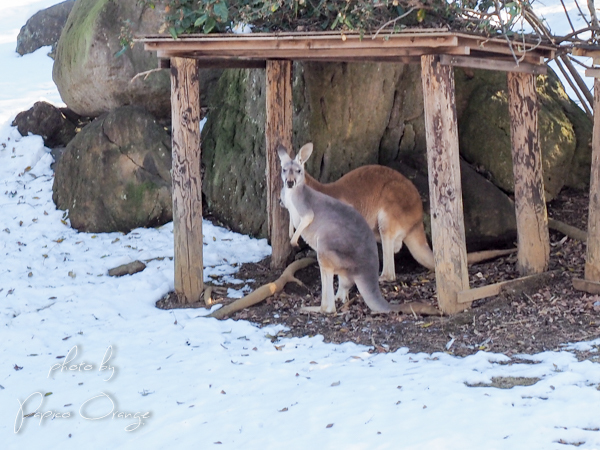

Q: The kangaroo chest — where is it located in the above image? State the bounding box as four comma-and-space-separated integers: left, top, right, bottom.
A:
281, 187, 302, 229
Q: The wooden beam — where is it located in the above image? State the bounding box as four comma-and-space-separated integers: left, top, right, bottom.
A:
146, 34, 460, 53
156, 46, 471, 61
139, 31, 556, 57
507, 71, 550, 276
458, 272, 557, 304
585, 68, 600, 78
195, 59, 266, 69
265, 60, 294, 270
457, 36, 555, 60
573, 278, 600, 294
585, 77, 600, 282
158, 51, 265, 68
170, 57, 204, 304
572, 48, 600, 58
439, 54, 547, 74
421, 55, 469, 315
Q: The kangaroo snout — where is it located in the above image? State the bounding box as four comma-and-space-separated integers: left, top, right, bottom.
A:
286, 180, 295, 188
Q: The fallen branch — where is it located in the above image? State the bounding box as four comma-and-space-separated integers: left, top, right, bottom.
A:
560, 54, 594, 107
549, 217, 587, 242
206, 257, 316, 319
554, 57, 593, 119
204, 285, 228, 307
108, 260, 146, 277
130, 68, 165, 83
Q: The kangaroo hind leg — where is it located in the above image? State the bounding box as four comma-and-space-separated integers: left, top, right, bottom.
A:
318, 265, 336, 313
301, 264, 335, 314
334, 274, 354, 304
379, 226, 405, 282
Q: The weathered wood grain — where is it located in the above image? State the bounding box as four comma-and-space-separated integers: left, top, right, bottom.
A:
585, 78, 600, 281
421, 54, 469, 315
507, 71, 550, 276
266, 60, 294, 269
171, 57, 204, 304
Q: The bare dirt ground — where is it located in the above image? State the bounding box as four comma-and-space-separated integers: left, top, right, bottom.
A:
159, 188, 600, 358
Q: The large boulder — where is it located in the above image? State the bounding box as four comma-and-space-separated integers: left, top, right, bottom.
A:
53, 0, 170, 118
457, 69, 587, 201
388, 160, 517, 251
12, 101, 77, 148
16, 0, 75, 57
52, 106, 172, 232
301, 62, 405, 181
52, 0, 222, 119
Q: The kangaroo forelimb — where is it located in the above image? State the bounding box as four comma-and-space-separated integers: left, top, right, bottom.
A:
291, 212, 314, 247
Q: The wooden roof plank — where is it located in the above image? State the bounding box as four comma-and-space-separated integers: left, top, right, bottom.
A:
156, 46, 470, 61
145, 36, 460, 53
439, 55, 547, 74
585, 68, 600, 78
139, 30, 552, 49
141, 30, 555, 63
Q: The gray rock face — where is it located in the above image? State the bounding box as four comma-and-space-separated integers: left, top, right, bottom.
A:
201, 69, 271, 237
52, 0, 171, 118
52, 106, 172, 233
16, 0, 75, 57
12, 101, 77, 148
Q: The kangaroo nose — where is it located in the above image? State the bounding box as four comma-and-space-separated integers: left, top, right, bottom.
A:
286, 180, 294, 188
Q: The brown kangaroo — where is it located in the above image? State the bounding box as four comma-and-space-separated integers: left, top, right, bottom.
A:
302, 145, 514, 281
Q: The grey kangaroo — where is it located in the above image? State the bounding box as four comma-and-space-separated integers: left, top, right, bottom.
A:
278, 142, 398, 314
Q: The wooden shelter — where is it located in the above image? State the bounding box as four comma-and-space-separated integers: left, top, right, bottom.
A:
139, 29, 557, 315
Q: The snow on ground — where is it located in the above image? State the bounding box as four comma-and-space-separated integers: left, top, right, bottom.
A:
1, 1, 600, 449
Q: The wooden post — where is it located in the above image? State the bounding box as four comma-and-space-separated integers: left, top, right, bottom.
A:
265, 60, 293, 269
170, 57, 203, 304
507, 71, 550, 275
585, 78, 600, 281
421, 55, 469, 315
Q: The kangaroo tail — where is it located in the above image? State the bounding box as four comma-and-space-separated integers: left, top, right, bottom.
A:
403, 223, 435, 271
355, 274, 392, 313
390, 302, 441, 315
405, 223, 516, 269
467, 248, 516, 265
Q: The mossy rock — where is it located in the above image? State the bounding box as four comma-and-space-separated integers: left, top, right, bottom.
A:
458, 69, 579, 201
52, 106, 172, 232
53, 0, 171, 118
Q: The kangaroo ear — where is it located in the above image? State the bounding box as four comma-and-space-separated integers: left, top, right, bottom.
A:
296, 143, 313, 165
277, 144, 291, 164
